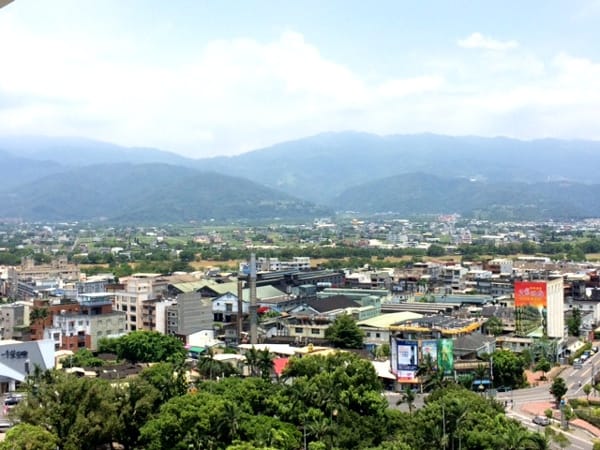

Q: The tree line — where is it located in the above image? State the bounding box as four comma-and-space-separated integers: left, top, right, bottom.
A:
3, 330, 551, 450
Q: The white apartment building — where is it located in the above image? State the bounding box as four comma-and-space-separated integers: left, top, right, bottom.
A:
441, 265, 469, 291
242, 257, 311, 273
112, 274, 161, 331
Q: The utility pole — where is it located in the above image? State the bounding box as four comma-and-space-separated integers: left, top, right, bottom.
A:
249, 253, 258, 345
489, 356, 494, 399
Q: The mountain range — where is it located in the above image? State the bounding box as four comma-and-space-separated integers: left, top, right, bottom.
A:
2, 132, 600, 222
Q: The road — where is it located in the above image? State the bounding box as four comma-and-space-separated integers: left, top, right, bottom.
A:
383, 350, 600, 450
495, 348, 600, 450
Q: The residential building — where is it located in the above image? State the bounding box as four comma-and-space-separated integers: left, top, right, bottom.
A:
44, 293, 126, 351
165, 292, 212, 335
0, 302, 27, 340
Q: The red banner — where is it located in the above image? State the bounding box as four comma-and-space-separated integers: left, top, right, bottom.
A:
514, 281, 547, 308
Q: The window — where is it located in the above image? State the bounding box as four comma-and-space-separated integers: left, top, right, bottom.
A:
366, 332, 371, 337
375, 333, 381, 338
311, 328, 321, 335
295, 327, 303, 334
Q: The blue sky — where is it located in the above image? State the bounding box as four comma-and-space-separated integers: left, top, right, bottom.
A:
1, 0, 599, 158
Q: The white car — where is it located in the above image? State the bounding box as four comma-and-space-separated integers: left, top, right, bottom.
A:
532, 416, 550, 426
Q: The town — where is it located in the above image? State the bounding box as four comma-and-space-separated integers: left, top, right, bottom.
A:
1, 216, 600, 448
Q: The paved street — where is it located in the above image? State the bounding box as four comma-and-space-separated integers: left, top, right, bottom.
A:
383, 349, 600, 450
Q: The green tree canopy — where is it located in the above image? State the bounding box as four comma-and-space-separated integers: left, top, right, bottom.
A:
486, 349, 527, 389
324, 314, 364, 349
0, 423, 59, 450
533, 358, 552, 380
567, 307, 582, 337
550, 377, 568, 406
112, 330, 187, 364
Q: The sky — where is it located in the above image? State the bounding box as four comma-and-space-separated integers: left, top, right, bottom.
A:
1, 0, 600, 158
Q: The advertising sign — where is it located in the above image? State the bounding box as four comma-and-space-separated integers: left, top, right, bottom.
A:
396, 340, 418, 371
397, 370, 417, 382
514, 281, 547, 336
437, 339, 454, 375
514, 281, 547, 308
421, 340, 438, 368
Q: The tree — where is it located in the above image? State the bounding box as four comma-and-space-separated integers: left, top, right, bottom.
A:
115, 330, 187, 364
484, 317, 503, 336
533, 358, 551, 381
63, 348, 104, 368
0, 423, 59, 450
396, 386, 416, 414
257, 349, 275, 381
14, 371, 121, 450
426, 244, 446, 257
487, 350, 526, 389
550, 377, 568, 406
138, 362, 188, 407
584, 383, 593, 400
324, 314, 364, 349
29, 307, 48, 327
244, 347, 261, 377
567, 308, 582, 337
113, 376, 162, 450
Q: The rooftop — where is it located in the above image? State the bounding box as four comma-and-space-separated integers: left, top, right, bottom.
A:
358, 312, 423, 329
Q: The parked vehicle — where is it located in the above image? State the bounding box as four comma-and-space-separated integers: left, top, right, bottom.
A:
532, 416, 550, 426
0, 418, 14, 432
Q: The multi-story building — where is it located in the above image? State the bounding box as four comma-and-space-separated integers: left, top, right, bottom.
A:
514, 278, 564, 339
7, 256, 80, 299
165, 292, 212, 335
111, 274, 159, 332
76, 274, 114, 294
44, 293, 126, 351
0, 302, 27, 340
254, 257, 311, 272
30, 297, 80, 341
441, 265, 468, 292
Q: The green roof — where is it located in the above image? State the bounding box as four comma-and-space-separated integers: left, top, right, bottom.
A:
188, 346, 206, 354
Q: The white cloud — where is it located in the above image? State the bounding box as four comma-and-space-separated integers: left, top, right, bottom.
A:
458, 32, 519, 51
1, 13, 600, 157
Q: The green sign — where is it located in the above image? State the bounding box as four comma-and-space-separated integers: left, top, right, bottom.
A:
437, 339, 454, 375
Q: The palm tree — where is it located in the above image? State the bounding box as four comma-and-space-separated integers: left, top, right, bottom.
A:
257, 348, 274, 380
244, 346, 261, 377
396, 386, 416, 414
525, 433, 551, 450
215, 401, 241, 445
30, 307, 49, 327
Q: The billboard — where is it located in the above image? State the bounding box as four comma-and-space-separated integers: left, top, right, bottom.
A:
514, 281, 548, 336
514, 281, 547, 308
396, 339, 418, 371
421, 340, 438, 367
390, 336, 398, 375
437, 339, 454, 375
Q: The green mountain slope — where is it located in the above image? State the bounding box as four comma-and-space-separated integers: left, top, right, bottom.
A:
197, 132, 600, 203
0, 163, 330, 222
332, 173, 600, 220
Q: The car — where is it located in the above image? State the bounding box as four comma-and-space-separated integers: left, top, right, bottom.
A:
532, 416, 550, 426
0, 418, 15, 432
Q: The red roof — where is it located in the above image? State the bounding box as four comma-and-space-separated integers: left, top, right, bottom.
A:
273, 357, 289, 376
